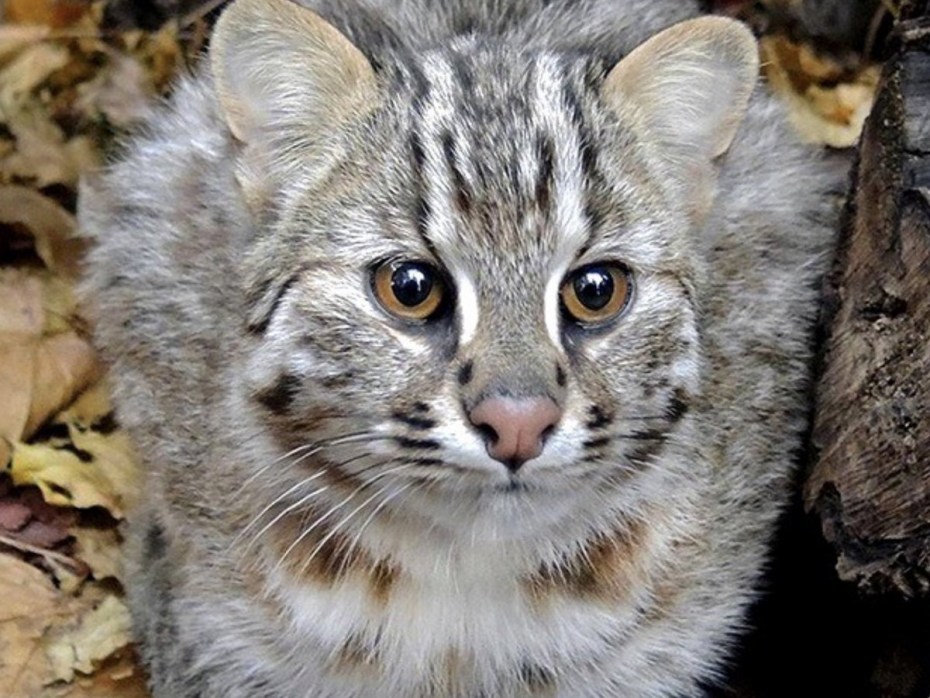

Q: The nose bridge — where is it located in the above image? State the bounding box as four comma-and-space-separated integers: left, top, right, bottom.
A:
459, 286, 564, 405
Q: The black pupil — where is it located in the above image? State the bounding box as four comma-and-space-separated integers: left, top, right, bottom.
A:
573, 267, 615, 311
391, 264, 434, 307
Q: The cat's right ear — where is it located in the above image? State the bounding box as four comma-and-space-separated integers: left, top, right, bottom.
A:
601, 17, 759, 222
210, 0, 377, 204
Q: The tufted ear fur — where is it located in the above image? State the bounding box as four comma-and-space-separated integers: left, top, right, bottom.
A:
210, 0, 378, 205
601, 17, 759, 219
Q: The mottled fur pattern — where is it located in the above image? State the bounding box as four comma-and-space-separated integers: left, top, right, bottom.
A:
80, 0, 840, 696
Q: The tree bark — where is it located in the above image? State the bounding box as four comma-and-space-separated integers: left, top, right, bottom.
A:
805, 2, 930, 597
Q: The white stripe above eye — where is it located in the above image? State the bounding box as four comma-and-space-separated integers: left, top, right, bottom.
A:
533, 54, 588, 351
454, 269, 480, 345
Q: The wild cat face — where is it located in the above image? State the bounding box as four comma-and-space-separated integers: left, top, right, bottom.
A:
214, 0, 758, 517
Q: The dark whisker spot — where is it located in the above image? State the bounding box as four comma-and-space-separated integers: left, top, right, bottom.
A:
407, 457, 445, 467
586, 405, 612, 429
665, 388, 690, 422
254, 373, 301, 416
392, 411, 436, 430
458, 360, 474, 386
583, 437, 610, 449
555, 364, 566, 387
394, 436, 441, 450
627, 429, 668, 442
412, 402, 430, 413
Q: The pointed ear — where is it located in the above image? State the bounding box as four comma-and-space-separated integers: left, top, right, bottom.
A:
602, 16, 759, 162
210, 0, 377, 201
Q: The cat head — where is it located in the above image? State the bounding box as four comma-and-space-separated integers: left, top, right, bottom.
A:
212, 0, 759, 530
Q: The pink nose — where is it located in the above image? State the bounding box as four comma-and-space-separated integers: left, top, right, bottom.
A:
469, 397, 562, 471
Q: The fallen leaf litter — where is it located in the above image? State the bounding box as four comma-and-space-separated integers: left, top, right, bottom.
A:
0, 1, 881, 695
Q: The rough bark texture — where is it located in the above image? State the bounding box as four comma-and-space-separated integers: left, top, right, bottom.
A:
805, 3, 930, 597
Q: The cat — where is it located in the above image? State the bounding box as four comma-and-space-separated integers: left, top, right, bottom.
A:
79, 0, 841, 695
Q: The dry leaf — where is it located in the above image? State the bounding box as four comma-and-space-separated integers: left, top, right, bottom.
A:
4, 0, 91, 29
71, 526, 123, 583
762, 34, 879, 147
0, 552, 65, 696
0, 270, 45, 445
1, 111, 75, 187
0, 268, 45, 339
44, 594, 132, 683
0, 267, 99, 447
76, 51, 152, 128
8, 435, 134, 518
0, 186, 84, 279
41, 652, 149, 698
0, 25, 52, 65
0, 42, 70, 113
26, 331, 101, 437
9, 383, 140, 518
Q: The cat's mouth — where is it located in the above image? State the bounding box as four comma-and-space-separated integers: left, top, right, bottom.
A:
493, 478, 529, 495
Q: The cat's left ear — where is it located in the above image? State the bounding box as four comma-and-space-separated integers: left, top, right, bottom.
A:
210, 0, 378, 204
601, 17, 759, 215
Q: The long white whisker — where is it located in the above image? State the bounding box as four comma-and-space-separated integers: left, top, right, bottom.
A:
276, 463, 411, 574
298, 467, 415, 578
240, 452, 380, 553
335, 479, 422, 579
236, 431, 386, 494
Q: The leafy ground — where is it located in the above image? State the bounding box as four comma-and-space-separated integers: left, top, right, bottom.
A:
0, 0, 883, 695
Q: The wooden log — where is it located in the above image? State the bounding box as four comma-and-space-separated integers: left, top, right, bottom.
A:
805, 4, 930, 597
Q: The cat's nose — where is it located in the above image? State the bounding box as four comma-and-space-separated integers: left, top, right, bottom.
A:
469, 396, 562, 472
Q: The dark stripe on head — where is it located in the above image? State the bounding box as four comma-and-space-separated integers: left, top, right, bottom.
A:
441, 131, 472, 213
246, 274, 297, 335
535, 133, 555, 215
665, 388, 690, 422
448, 50, 474, 92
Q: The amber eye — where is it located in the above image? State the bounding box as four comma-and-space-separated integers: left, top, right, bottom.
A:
372, 261, 445, 321
560, 263, 633, 325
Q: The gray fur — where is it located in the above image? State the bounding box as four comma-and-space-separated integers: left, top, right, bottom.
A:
80, 0, 841, 696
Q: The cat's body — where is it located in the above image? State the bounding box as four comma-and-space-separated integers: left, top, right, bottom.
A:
80, 0, 840, 696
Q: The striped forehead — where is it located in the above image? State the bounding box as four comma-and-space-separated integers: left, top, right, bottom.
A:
406, 51, 591, 277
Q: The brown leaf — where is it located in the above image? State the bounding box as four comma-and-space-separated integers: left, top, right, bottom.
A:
75, 50, 153, 128
9, 517, 73, 549
0, 186, 85, 279
0, 498, 31, 531
0, 25, 52, 65
761, 34, 879, 147
0, 109, 99, 188
0, 42, 70, 112
70, 525, 123, 583
26, 331, 101, 437
0, 552, 64, 696
0, 269, 100, 445
4, 0, 92, 29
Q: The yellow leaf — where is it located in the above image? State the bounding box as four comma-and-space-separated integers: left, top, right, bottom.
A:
0, 42, 69, 112
71, 526, 124, 584
8, 430, 139, 518
43, 594, 132, 684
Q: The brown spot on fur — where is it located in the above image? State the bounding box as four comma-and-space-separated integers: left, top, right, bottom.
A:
369, 558, 398, 605
328, 632, 381, 677
269, 509, 400, 605
641, 577, 681, 625
523, 518, 648, 605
